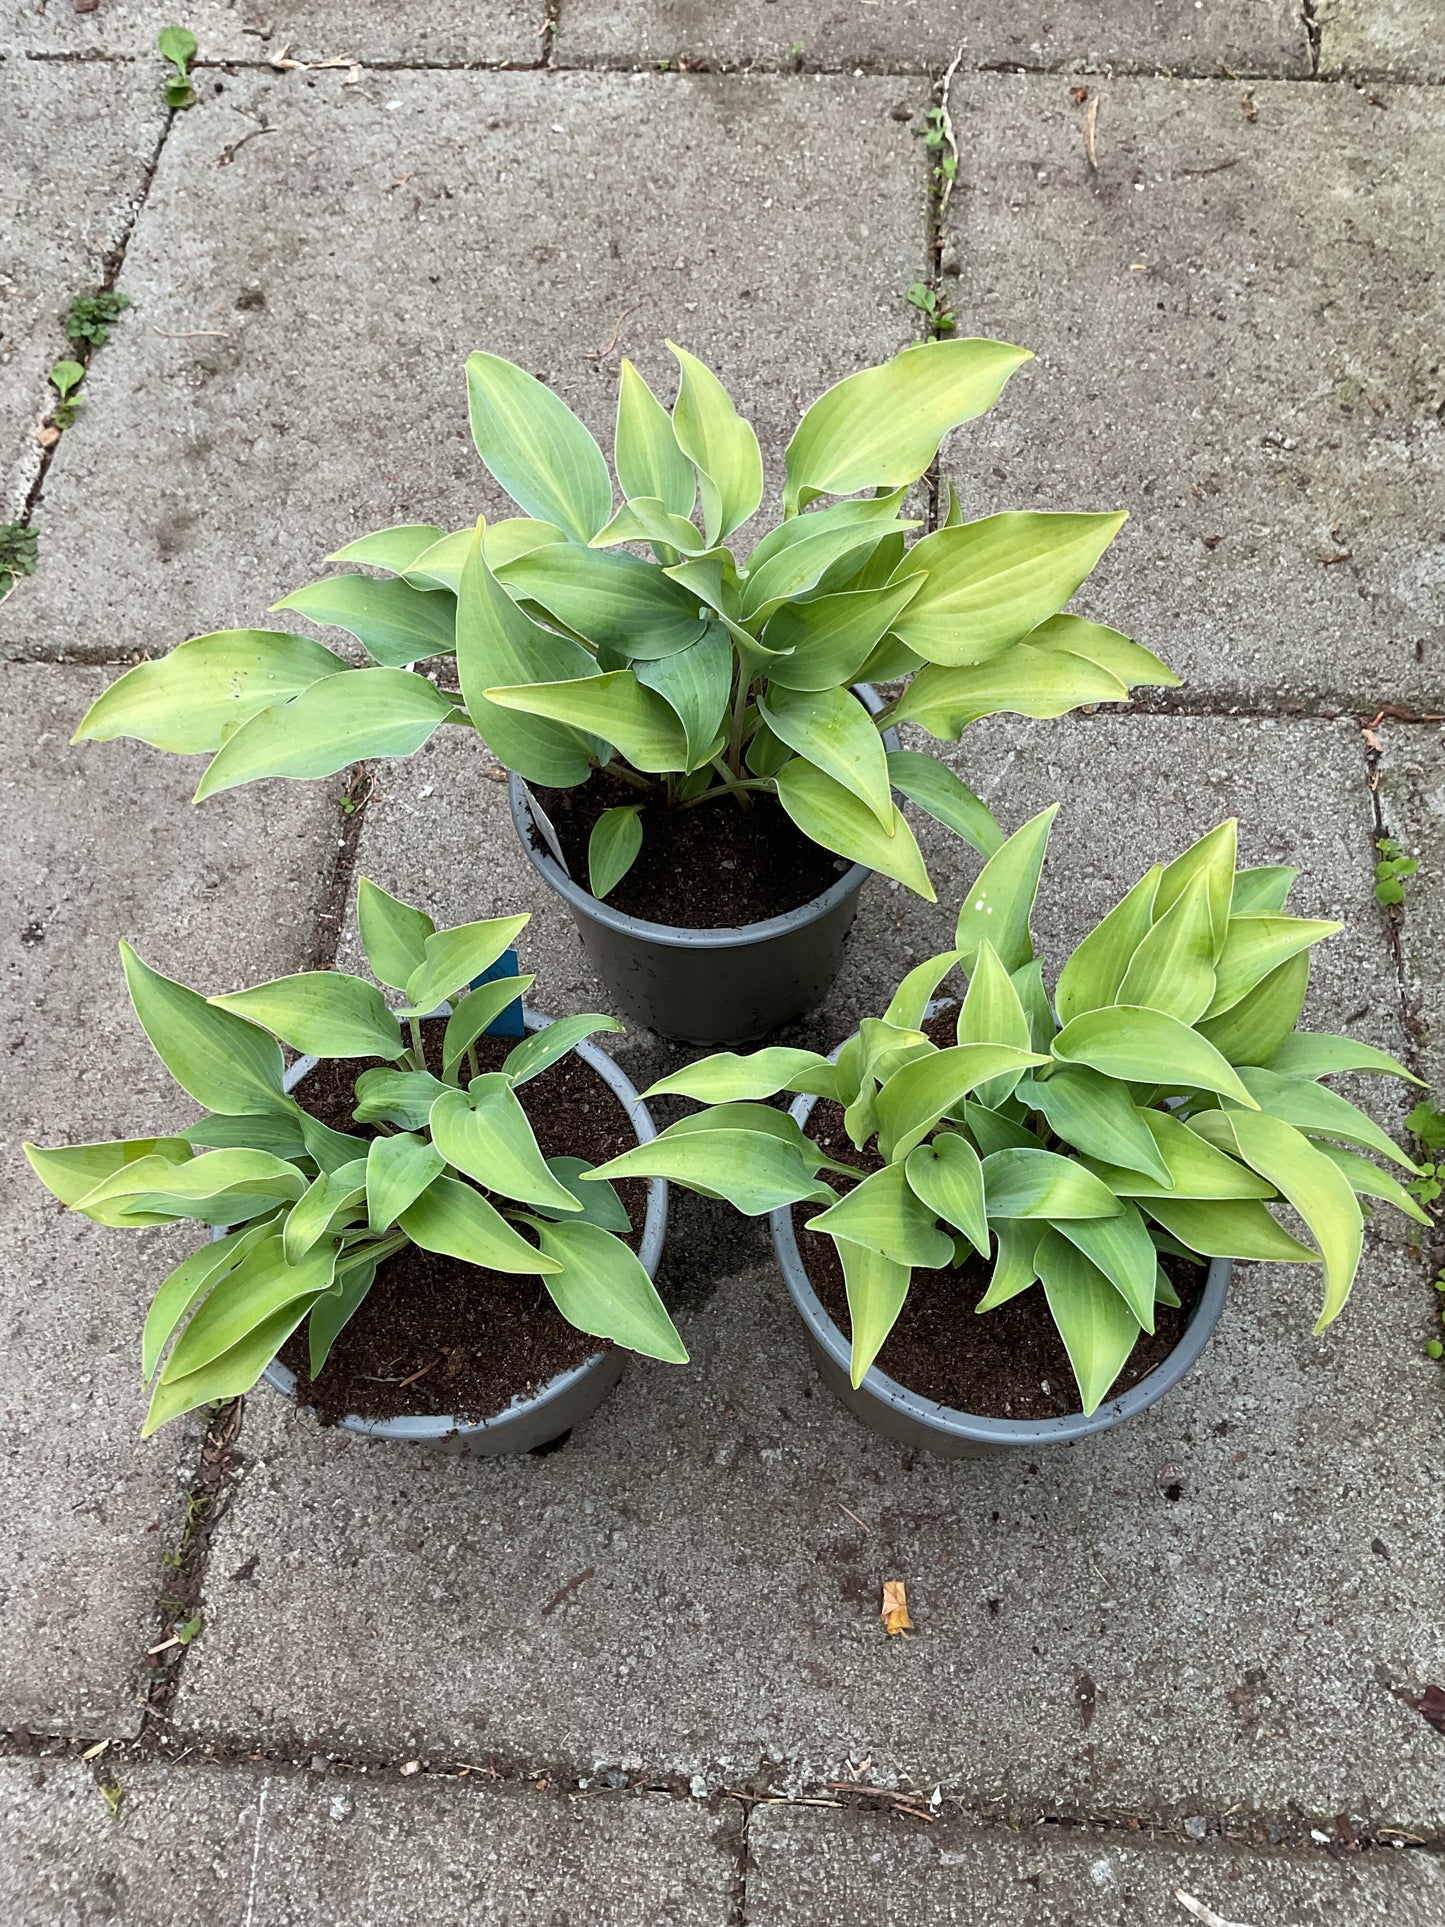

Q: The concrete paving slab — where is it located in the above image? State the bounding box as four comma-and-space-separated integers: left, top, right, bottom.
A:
556, 0, 1309, 77
0, 1756, 737, 1924
3, 1, 543, 63
1377, 720, 1445, 1092
937, 76, 1445, 709
175, 713, 1443, 1831
1318, 0, 1442, 82
0, 665, 343, 1731
1, 67, 922, 660
0, 57, 166, 517
746, 1806, 1445, 1924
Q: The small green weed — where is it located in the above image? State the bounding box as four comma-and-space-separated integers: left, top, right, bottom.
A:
1374, 836, 1418, 906
49, 359, 85, 429
176, 1611, 203, 1645
159, 26, 198, 109
907, 281, 956, 337
0, 523, 39, 601
100, 1781, 123, 1816
66, 291, 129, 348
922, 105, 958, 190
1406, 1101, 1444, 1209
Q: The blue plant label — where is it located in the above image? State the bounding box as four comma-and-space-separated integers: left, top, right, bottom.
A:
469, 947, 525, 1037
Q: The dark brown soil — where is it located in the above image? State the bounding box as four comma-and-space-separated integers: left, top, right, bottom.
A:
794, 1086, 1201, 1422
529, 765, 847, 927
278, 1021, 649, 1426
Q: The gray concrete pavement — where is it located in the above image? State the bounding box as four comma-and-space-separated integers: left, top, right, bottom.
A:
0, 59, 166, 517
937, 75, 1445, 711
1378, 723, 1445, 1093
4, 0, 545, 62
1318, 0, 1442, 81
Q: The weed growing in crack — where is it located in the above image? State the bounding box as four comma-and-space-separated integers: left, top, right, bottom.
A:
65, 290, 130, 348
48, 359, 85, 430
158, 25, 199, 110
907, 280, 956, 338
1374, 836, 1418, 906
0, 523, 39, 601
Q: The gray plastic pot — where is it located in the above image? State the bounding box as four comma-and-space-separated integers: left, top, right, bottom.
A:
254, 1010, 668, 1457
508, 684, 899, 1046
769, 1082, 1231, 1460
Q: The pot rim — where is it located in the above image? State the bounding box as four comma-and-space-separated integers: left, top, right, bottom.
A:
769, 1018, 1231, 1449
507, 682, 891, 951
256, 1006, 667, 1441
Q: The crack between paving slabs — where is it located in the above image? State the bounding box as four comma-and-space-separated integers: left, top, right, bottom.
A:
1, 1728, 1441, 1861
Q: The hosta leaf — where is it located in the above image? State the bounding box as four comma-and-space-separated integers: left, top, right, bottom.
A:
160, 1233, 335, 1384
886, 751, 1004, 860
283, 1163, 368, 1263
272, 575, 457, 668
1265, 1032, 1421, 1085
761, 579, 924, 692
1052, 1006, 1260, 1109
591, 497, 709, 556
194, 669, 459, 801
1314, 1143, 1433, 1227
397, 519, 568, 592
351, 1067, 450, 1131
837, 1239, 912, 1387
668, 342, 763, 545
875, 1043, 1049, 1162
307, 1254, 380, 1378
326, 522, 447, 574
73, 630, 346, 755
1196, 950, 1310, 1067
1084, 1105, 1275, 1200
806, 1163, 956, 1270
889, 643, 1126, 737
1022, 1066, 1172, 1183
1012, 959, 1058, 1054
956, 939, 1033, 1107
1154, 820, 1237, 954
858, 1018, 934, 1086
484, 671, 688, 773
614, 358, 695, 517
588, 805, 643, 899
1230, 1068, 1419, 1171
882, 948, 965, 1031
402, 914, 530, 1015
430, 1080, 582, 1213
888, 512, 1127, 666
1207, 915, 1342, 1017
954, 805, 1056, 973
741, 493, 914, 621
1053, 865, 1161, 1026
635, 626, 733, 772
964, 1099, 1038, 1156
399, 1173, 561, 1273
904, 1131, 988, 1256
528, 1217, 688, 1362
355, 878, 436, 994
658, 1102, 822, 1161
144, 1299, 322, 1437
441, 974, 537, 1080
297, 1111, 367, 1176
1232, 865, 1298, 916
142, 1219, 276, 1382
1023, 612, 1180, 691
759, 683, 894, 830
77, 1148, 305, 1226
179, 1111, 309, 1158
1035, 1229, 1142, 1416
1143, 1193, 1318, 1262
465, 351, 612, 542
365, 1131, 444, 1233
587, 1127, 833, 1215
774, 758, 935, 899
25, 1135, 194, 1215
981, 1146, 1124, 1220
120, 944, 288, 1117
1198, 1110, 1364, 1329
210, 972, 404, 1060
1115, 873, 1216, 1024
1055, 1201, 1158, 1331
974, 1218, 1040, 1312
782, 337, 1030, 513
500, 545, 708, 660
645, 1048, 837, 1104
454, 521, 596, 788
532, 1157, 633, 1232
502, 1013, 624, 1085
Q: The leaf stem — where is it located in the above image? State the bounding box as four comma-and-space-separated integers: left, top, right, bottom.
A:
679, 775, 775, 809
407, 1015, 426, 1072
600, 759, 655, 795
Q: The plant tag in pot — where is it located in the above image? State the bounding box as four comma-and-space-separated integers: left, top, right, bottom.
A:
469, 947, 525, 1037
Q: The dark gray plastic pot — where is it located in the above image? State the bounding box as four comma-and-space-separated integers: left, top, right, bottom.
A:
508, 684, 899, 1046
769, 1084, 1231, 1461
254, 1010, 668, 1457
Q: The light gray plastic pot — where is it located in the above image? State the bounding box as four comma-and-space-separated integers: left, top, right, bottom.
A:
508, 684, 899, 1046
769, 1058, 1231, 1459
254, 1009, 668, 1457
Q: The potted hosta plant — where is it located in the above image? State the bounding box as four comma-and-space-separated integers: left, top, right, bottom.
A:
25, 884, 680, 1453
588, 813, 1427, 1455
71, 338, 1177, 1043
